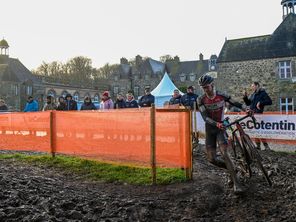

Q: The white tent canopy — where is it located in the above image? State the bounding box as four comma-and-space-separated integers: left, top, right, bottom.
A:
151, 72, 183, 107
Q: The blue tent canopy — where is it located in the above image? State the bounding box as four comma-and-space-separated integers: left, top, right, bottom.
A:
151, 72, 183, 107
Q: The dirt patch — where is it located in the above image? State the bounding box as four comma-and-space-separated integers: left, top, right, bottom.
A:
0, 148, 295, 221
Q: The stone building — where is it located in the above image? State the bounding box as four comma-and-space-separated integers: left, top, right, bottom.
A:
217, 0, 296, 113
0, 39, 43, 111
108, 54, 217, 98
0, 39, 107, 111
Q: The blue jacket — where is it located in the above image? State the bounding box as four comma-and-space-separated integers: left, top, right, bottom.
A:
24, 100, 39, 112
169, 95, 182, 105
139, 94, 155, 107
181, 93, 198, 110
243, 88, 272, 113
126, 100, 139, 108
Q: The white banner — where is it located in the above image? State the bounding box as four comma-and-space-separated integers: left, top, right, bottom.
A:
192, 112, 296, 141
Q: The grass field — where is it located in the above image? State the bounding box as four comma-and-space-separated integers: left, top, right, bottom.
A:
0, 154, 187, 185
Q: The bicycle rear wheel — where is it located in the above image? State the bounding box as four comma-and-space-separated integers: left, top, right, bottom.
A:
242, 134, 272, 186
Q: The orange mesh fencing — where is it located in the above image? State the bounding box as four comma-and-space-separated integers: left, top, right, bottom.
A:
155, 109, 191, 168
53, 109, 152, 166
0, 112, 51, 152
0, 109, 192, 169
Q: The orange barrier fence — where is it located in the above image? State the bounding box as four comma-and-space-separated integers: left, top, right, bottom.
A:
0, 108, 192, 178
0, 112, 51, 152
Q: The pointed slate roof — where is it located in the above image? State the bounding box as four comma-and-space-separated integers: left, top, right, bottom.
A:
0, 57, 40, 83
151, 72, 183, 96
217, 13, 296, 63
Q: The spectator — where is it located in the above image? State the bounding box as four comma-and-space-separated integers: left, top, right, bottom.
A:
56, 96, 66, 111
0, 99, 8, 112
42, 96, 57, 111
80, 96, 97, 110
181, 86, 198, 110
138, 87, 155, 107
65, 94, 78, 111
169, 89, 182, 106
24, 96, 39, 112
100, 91, 114, 110
243, 81, 272, 150
114, 93, 126, 109
125, 92, 139, 108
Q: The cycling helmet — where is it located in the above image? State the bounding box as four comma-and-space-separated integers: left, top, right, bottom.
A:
198, 74, 214, 86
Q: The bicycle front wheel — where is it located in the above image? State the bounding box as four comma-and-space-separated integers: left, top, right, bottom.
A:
232, 134, 252, 177
242, 134, 272, 186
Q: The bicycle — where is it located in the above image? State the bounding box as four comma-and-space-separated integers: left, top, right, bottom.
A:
223, 113, 272, 187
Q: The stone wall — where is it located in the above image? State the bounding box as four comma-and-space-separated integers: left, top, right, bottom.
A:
216, 56, 296, 111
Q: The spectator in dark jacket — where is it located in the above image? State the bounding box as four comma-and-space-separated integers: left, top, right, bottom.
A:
81, 96, 97, 110
0, 99, 8, 112
57, 96, 66, 111
243, 81, 272, 150
125, 92, 139, 108
181, 86, 198, 110
139, 87, 155, 107
169, 89, 182, 106
114, 93, 126, 109
24, 96, 39, 112
65, 94, 77, 111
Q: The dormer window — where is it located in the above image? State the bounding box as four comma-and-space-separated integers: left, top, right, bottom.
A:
180, 73, 186, 82
209, 59, 217, 71
189, 73, 196, 82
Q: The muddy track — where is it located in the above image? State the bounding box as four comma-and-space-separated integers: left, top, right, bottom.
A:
0, 148, 295, 222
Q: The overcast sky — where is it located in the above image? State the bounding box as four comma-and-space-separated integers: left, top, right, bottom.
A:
1, 0, 283, 70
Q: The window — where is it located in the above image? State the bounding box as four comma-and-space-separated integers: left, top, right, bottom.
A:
113, 86, 119, 94
189, 73, 196, 82
144, 75, 150, 80
280, 97, 294, 113
26, 85, 32, 95
61, 91, 68, 98
209, 59, 216, 70
133, 86, 140, 98
114, 75, 119, 81
14, 84, 18, 96
180, 73, 186, 82
279, 61, 292, 79
47, 89, 56, 98
73, 92, 79, 102
94, 94, 99, 102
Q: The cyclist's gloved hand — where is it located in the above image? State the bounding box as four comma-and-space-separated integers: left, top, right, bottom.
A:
246, 108, 254, 116
216, 122, 226, 130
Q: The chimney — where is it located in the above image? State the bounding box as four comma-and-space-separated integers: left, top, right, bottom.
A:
199, 53, 204, 61
120, 57, 128, 64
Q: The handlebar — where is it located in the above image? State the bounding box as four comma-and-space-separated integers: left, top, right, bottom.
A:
223, 113, 256, 128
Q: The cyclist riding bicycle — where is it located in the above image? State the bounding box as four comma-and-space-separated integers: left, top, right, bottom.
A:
197, 74, 251, 194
